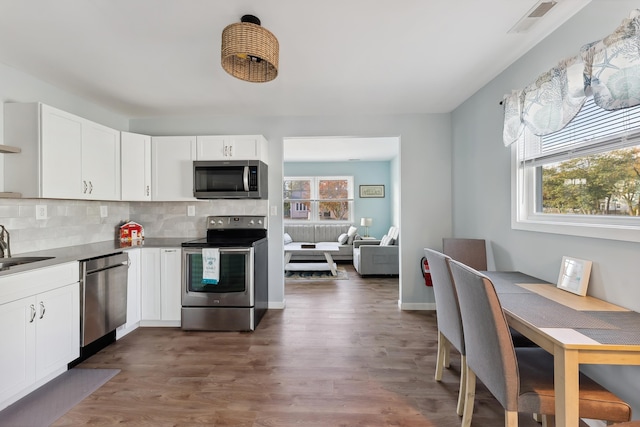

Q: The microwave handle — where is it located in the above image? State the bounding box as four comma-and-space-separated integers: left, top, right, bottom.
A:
243, 166, 250, 192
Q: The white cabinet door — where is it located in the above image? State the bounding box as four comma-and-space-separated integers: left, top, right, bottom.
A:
40, 105, 84, 199
151, 136, 196, 201
117, 248, 141, 339
140, 247, 182, 325
196, 135, 226, 159
160, 248, 182, 322
4, 103, 121, 200
141, 248, 161, 321
82, 121, 121, 200
0, 281, 78, 408
35, 283, 80, 380
196, 135, 268, 163
121, 132, 151, 201
0, 297, 36, 405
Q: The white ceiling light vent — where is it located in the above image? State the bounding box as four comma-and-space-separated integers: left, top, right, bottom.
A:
508, 0, 558, 34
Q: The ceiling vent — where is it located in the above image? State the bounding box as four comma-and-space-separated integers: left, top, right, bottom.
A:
508, 0, 558, 34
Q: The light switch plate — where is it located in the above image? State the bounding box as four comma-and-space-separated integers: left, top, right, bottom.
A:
100, 206, 108, 218
270, 205, 277, 216
187, 205, 195, 216
36, 204, 47, 220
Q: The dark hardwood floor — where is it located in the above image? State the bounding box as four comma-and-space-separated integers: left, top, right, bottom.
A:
55, 264, 542, 426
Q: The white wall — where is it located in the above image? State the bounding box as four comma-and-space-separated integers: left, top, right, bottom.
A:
130, 113, 452, 308
451, 0, 640, 416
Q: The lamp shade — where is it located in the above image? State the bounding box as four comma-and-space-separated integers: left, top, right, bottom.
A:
221, 15, 279, 83
360, 218, 373, 227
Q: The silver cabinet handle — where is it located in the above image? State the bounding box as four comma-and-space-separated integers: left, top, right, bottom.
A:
88, 181, 93, 194
146, 185, 150, 196
229, 144, 233, 157
224, 145, 228, 157
39, 301, 46, 319
30, 304, 36, 323
83, 180, 88, 193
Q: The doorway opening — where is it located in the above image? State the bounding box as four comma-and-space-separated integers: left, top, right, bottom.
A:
282, 136, 401, 297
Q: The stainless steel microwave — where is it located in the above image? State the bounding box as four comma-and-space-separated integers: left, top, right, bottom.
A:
193, 160, 268, 199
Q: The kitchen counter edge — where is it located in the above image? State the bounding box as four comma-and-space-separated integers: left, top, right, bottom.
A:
0, 238, 191, 277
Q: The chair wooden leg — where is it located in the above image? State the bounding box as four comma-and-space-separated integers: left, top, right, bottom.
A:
541, 415, 555, 427
456, 354, 467, 416
435, 331, 447, 381
461, 366, 476, 427
505, 410, 518, 427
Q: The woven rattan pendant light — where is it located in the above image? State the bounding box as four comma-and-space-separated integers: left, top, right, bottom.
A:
221, 15, 279, 83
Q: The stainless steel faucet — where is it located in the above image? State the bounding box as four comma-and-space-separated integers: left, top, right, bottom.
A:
0, 225, 11, 258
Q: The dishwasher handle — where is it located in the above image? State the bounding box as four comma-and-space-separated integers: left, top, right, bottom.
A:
81, 252, 129, 276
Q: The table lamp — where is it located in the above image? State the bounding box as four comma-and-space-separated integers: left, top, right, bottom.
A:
360, 217, 373, 237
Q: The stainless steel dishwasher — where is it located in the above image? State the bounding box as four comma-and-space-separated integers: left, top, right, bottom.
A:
80, 252, 129, 347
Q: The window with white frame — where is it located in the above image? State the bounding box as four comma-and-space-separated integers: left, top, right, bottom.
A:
513, 97, 640, 242
283, 176, 354, 222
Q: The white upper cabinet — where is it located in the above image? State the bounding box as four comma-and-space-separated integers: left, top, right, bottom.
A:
4, 103, 121, 200
121, 131, 151, 201
151, 136, 196, 201
196, 135, 268, 163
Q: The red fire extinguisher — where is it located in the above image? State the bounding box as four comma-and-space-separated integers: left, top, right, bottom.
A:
420, 256, 433, 287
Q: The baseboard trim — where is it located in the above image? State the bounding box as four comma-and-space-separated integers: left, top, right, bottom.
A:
269, 300, 286, 309
399, 302, 436, 311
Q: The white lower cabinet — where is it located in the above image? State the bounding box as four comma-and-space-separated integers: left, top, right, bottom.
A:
0, 263, 80, 410
116, 248, 142, 339
140, 248, 181, 326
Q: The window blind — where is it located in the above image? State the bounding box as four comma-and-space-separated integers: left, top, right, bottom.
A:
522, 97, 640, 166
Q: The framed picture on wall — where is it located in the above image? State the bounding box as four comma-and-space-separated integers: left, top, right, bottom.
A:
359, 185, 385, 198
556, 256, 592, 296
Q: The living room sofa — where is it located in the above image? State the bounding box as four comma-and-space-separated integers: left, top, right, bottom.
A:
284, 223, 357, 261
352, 226, 399, 276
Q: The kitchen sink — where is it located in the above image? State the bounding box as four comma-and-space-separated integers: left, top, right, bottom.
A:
0, 256, 55, 270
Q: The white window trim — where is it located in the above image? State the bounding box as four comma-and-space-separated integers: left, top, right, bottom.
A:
511, 144, 640, 243
284, 175, 354, 223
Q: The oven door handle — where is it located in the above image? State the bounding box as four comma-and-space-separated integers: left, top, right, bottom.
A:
218, 247, 252, 255
243, 166, 250, 192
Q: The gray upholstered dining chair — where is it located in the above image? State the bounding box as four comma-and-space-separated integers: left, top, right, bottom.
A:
424, 248, 467, 416
447, 258, 632, 427
442, 238, 487, 271
424, 248, 537, 419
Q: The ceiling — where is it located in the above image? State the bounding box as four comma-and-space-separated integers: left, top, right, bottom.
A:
0, 1, 590, 162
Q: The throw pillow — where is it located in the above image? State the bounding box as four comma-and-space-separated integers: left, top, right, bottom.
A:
284, 233, 293, 244
346, 225, 358, 244
380, 234, 391, 246
337, 233, 348, 244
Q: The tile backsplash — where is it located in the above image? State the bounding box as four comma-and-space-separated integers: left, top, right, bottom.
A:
0, 198, 268, 254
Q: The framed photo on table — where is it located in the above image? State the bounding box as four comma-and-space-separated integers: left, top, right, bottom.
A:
556, 256, 592, 296
359, 185, 385, 198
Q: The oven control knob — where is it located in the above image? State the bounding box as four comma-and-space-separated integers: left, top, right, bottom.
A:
249, 220, 255, 225
217, 220, 223, 225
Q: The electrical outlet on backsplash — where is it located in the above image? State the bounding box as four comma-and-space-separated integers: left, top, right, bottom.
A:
128, 200, 269, 238
0, 199, 269, 253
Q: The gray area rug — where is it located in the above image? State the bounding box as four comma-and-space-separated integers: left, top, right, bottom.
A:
285, 266, 348, 280
0, 368, 120, 427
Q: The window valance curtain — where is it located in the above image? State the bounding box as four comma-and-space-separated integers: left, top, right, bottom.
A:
503, 9, 640, 147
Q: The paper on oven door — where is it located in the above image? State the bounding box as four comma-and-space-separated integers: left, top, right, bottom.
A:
202, 248, 220, 284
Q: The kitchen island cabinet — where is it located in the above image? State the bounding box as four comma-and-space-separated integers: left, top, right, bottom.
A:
0, 262, 80, 410
4, 103, 121, 200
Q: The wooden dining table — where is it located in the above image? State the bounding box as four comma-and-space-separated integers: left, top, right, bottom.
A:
483, 271, 640, 427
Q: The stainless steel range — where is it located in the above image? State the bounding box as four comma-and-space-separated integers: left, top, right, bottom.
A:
181, 215, 268, 331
